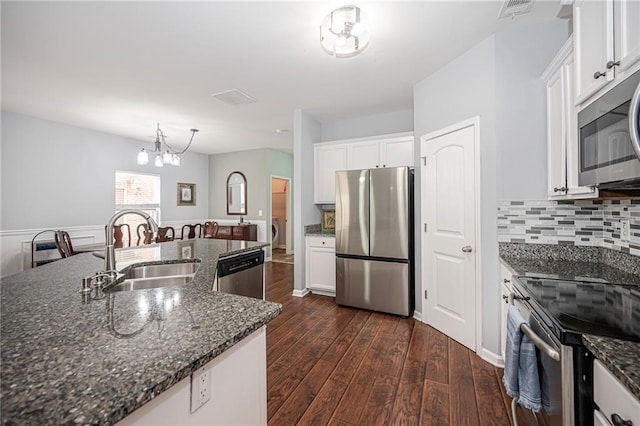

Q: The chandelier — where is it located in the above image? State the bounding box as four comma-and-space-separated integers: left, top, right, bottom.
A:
320, 5, 369, 58
136, 124, 199, 167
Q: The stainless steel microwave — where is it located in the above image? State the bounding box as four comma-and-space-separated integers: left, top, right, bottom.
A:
578, 69, 640, 189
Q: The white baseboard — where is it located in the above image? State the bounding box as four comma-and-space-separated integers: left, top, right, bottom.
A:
413, 310, 423, 322
309, 289, 335, 298
480, 347, 504, 368
292, 288, 310, 298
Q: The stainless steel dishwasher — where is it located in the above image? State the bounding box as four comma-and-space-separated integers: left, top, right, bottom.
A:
216, 250, 265, 300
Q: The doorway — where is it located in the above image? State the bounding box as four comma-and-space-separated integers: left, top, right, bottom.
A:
271, 176, 292, 263
420, 116, 481, 352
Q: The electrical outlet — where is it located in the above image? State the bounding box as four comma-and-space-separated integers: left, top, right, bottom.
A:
620, 219, 631, 242
190, 366, 211, 413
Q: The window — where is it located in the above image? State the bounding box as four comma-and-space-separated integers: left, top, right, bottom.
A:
115, 171, 161, 245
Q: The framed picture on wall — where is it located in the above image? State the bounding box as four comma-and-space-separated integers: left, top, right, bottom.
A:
322, 210, 335, 232
177, 183, 196, 206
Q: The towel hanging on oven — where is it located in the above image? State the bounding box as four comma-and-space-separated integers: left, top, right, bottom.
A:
503, 305, 542, 412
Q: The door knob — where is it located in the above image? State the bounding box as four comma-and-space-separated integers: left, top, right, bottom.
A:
461, 246, 473, 253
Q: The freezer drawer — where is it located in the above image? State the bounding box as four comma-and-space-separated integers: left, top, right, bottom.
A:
336, 257, 411, 317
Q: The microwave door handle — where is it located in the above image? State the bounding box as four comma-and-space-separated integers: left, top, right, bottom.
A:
630, 80, 640, 161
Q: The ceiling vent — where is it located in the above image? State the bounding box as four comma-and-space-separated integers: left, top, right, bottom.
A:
211, 89, 256, 106
498, 0, 535, 19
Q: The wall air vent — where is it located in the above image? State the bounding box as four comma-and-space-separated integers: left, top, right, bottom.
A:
498, 0, 535, 19
211, 89, 256, 106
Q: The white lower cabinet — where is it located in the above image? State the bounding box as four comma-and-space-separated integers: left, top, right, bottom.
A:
593, 359, 640, 426
305, 236, 336, 296
499, 262, 513, 361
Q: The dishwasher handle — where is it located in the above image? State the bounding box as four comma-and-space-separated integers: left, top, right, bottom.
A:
218, 250, 264, 278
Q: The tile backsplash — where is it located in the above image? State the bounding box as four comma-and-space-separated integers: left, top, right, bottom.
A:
497, 199, 640, 257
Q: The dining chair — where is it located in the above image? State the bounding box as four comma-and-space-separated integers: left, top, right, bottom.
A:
203, 221, 219, 238
136, 224, 176, 244
54, 230, 75, 258
136, 223, 153, 245
156, 226, 176, 242
112, 223, 131, 248
181, 223, 202, 240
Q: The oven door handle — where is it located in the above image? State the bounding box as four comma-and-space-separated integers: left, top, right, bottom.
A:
520, 323, 561, 362
630, 78, 640, 161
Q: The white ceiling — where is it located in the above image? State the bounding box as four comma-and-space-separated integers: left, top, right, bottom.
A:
1, 1, 562, 155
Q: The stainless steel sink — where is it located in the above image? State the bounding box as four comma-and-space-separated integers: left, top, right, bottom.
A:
106, 261, 200, 293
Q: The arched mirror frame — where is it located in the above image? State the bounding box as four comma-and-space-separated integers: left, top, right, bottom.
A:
226, 171, 247, 215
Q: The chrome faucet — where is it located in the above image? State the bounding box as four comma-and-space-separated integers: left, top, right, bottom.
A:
104, 209, 158, 275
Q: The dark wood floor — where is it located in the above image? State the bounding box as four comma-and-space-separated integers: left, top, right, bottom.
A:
264, 262, 520, 426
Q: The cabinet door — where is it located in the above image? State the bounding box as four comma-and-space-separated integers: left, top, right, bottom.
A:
348, 140, 379, 170
380, 137, 414, 167
565, 53, 598, 198
614, 0, 640, 77
574, 0, 614, 105
546, 65, 567, 197
314, 144, 348, 204
307, 246, 336, 294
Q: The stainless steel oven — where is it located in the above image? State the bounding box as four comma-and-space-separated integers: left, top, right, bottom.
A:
578, 69, 640, 188
510, 283, 570, 426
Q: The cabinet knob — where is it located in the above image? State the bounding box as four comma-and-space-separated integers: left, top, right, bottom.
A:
593, 71, 607, 79
502, 295, 509, 303
553, 187, 567, 193
610, 413, 632, 426
461, 245, 473, 253
322, 241, 325, 245
606, 60, 620, 69
503, 278, 511, 283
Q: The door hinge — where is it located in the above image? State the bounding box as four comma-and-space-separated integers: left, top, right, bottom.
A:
424, 290, 428, 299
422, 157, 427, 166
424, 223, 428, 232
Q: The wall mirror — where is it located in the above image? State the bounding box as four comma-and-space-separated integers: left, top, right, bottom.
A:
227, 171, 247, 215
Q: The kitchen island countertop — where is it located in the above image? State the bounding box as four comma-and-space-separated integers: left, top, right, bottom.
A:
0, 239, 281, 425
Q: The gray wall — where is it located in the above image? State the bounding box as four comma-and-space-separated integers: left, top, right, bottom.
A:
1, 111, 209, 230
320, 109, 414, 142
414, 35, 498, 352
293, 109, 322, 293
495, 20, 569, 201
208, 149, 267, 222
413, 19, 567, 355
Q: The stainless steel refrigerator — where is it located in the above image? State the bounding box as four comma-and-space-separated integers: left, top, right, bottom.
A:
335, 166, 414, 317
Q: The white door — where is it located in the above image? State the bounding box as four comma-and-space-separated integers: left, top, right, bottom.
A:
421, 118, 478, 351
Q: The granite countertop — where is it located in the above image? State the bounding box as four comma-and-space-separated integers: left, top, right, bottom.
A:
499, 243, 640, 286
583, 335, 640, 401
305, 231, 335, 237
0, 239, 282, 425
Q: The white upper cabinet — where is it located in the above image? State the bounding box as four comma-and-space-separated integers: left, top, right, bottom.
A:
574, 0, 640, 106
314, 133, 414, 204
543, 37, 597, 200
347, 140, 379, 170
347, 136, 414, 170
379, 137, 415, 168
314, 143, 347, 204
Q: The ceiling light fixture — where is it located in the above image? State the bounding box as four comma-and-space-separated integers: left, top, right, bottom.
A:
320, 5, 369, 58
137, 124, 199, 167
